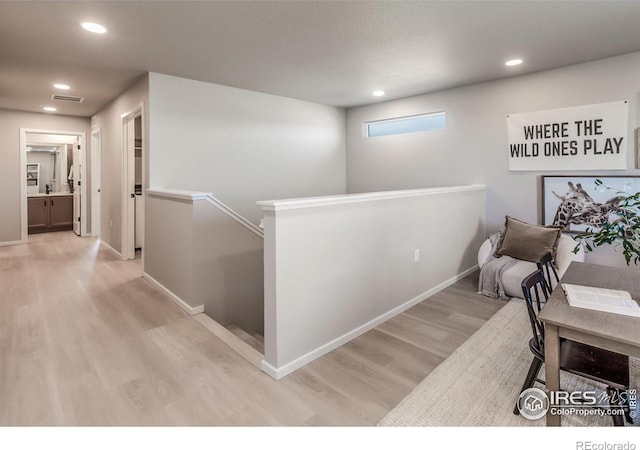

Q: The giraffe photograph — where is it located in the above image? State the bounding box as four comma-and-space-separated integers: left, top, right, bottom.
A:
542, 176, 640, 233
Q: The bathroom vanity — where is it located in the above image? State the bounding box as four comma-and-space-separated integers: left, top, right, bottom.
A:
27, 193, 74, 234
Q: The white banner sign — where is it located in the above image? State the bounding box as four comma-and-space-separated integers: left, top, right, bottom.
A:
507, 101, 628, 171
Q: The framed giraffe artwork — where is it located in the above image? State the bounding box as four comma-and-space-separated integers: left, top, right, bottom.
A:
542, 175, 640, 233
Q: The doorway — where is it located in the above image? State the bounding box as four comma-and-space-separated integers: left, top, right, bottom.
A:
20, 129, 88, 240
121, 104, 145, 261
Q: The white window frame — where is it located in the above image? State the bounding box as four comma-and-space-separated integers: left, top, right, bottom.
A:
364, 111, 446, 138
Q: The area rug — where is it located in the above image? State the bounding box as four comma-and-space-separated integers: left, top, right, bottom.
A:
378, 298, 639, 427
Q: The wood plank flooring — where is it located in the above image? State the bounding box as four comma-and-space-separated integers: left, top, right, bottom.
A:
0, 231, 505, 426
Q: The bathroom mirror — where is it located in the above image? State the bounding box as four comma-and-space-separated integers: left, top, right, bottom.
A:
26, 144, 73, 193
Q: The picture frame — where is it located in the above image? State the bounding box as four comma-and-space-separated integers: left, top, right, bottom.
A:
541, 175, 640, 233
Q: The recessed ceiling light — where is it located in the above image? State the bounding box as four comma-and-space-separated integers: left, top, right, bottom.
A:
43, 106, 57, 112
372, 90, 385, 97
505, 59, 523, 67
81, 22, 107, 34
53, 83, 71, 90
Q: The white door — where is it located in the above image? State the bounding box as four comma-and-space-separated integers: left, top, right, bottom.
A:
91, 129, 101, 237
122, 115, 136, 259
72, 141, 81, 235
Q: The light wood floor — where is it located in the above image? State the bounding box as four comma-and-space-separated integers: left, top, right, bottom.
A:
0, 231, 505, 426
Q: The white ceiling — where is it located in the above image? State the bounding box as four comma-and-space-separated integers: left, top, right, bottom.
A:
2, 1, 640, 117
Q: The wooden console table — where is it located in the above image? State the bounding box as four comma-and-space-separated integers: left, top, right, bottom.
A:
538, 261, 640, 426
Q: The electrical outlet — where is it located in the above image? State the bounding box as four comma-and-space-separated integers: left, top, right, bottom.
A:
110, 219, 113, 227
414, 249, 420, 262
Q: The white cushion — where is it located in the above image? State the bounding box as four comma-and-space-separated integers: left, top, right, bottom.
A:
477, 234, 585, 299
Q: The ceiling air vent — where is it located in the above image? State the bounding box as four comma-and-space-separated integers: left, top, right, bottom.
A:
51, 94, 84, 103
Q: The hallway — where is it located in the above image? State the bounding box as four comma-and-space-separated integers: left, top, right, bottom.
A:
0, 232, 503, 425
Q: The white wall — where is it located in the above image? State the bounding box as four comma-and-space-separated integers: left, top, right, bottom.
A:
0, 109, 89, 244
260, 185, 485, 379
144, 192, 195, 309
346, 52, 640, 266
148, 73, 347, 224
91, 75, 149, 254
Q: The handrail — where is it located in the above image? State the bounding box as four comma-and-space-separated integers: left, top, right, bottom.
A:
147, 188, 264, 238
203, 194, 264, 238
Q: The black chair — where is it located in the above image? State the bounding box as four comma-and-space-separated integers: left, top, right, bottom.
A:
536, 251, 559, 292
513, 269, 631, 425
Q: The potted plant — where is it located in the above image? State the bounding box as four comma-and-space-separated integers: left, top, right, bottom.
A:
573, 179, 640, 266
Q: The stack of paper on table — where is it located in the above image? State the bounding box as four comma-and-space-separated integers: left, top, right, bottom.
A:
561, 283, 640, 318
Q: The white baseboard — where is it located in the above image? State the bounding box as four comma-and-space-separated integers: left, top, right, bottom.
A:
0, 239, 25, 247
142, 272, 204, 316
260, 360, 280, 380
99, 240, 122, 259
262, 265, 479, 380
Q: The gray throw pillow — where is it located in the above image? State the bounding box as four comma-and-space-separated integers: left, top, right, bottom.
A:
495, 216, 562, 262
